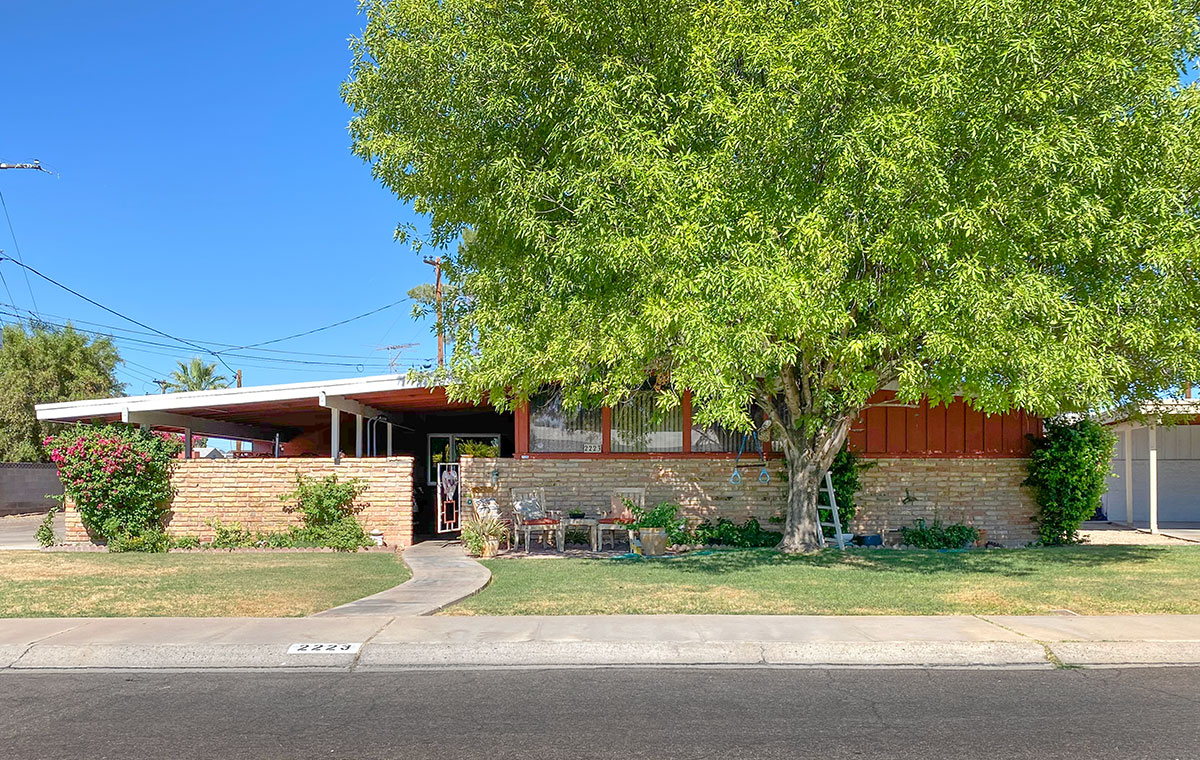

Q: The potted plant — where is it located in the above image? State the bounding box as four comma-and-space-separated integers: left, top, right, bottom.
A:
460, 515, 509, 558
631, 502, 683, 557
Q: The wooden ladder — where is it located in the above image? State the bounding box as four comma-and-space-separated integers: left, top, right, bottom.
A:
816, 471, 847, 550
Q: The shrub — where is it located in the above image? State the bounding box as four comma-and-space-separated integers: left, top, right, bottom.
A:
1024, 418, 1117, 545
900, 519, 980, 549
460, 514, 509, 555
169, 534, 201, 550
43, 425, 181, 545
207, 519, 255, 549
280, 473, 367, 528
676, 518, 782, 548
298, 517, 374, 552
36, 506, 58, 548
631, 502, 685, 532
107, 528, 171, 553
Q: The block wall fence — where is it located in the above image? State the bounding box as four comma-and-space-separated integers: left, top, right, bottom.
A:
461, 455, 1037, 545
64, 457, 415, 547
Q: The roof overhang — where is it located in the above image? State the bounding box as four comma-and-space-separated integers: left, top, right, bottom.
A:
1102, 399, 1200, 429
36, 374, 481, 442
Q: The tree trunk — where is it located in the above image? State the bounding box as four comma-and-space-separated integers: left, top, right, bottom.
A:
777, 416, 853, 554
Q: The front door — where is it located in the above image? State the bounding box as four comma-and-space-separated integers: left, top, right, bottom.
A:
428, 434, 501, 534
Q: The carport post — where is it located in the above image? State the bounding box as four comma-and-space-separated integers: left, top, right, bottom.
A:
330, 408, 340, 458
184, 429, 193, 460
1149, 422, 1159, 534
386, 423, 393, 457
355, 414, 363, 457
1123, 428, 1133, 526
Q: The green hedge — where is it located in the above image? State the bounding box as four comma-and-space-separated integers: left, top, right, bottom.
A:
1024, 418, 1116, 545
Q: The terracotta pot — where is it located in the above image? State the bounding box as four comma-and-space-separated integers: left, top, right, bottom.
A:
480, 537, 500, 559
638, 528, 668, 557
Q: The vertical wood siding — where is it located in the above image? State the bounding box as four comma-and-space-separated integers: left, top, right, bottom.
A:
847, 391, 1041, 457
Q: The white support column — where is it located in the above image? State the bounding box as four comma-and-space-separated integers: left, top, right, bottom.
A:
1149, 423, 1159, 534
1124, 428, 1133, 526
330, 408, 340, 458
184, 429, 193, 460
355, 414, 363, 458
386, 423, 393, 457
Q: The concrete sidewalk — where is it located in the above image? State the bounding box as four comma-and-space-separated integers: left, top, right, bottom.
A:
1, 614, 1199, 671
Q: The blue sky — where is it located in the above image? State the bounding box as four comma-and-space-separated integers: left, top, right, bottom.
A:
0, 1, 436, 394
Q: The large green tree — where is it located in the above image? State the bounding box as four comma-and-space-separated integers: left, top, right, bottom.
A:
0, 323, 123, 461
345, 0, 1200, 550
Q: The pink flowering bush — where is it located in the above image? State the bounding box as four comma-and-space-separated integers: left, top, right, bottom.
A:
44, 425, 182, 544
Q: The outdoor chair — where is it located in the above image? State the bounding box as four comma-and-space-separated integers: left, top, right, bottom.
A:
511, 488, 559, 551
598, 487, 644, 550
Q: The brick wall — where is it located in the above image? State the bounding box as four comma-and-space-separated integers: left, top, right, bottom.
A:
853, 458, 1037, 545
64, 457, 415, 547
460, 455, 1037, 546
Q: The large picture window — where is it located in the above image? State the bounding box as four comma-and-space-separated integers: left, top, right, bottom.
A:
611, 391, 683, 453
529, 391, 603, 453
690, 420, 743, 452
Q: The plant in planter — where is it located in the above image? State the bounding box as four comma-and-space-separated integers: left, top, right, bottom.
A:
568, 510, 586, 519
630, 502, 685, 557
460, 514, 509, 557
899, 519, 980, 549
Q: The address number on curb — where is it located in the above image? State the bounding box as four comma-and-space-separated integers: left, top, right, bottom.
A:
287, 643, 362, 654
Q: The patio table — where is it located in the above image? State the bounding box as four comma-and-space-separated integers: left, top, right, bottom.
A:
556, 517, 599, 552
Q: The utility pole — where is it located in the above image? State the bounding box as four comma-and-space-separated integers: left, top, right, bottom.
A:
422, 256, 444, 367
153, 379, 169, 394
235, 370, 243, 453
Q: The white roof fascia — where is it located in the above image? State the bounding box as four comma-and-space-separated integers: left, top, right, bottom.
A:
35, 373, 435, 422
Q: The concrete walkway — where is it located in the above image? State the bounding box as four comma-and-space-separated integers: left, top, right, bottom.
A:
312, 540, 491, 617
1, 614, 1199, 671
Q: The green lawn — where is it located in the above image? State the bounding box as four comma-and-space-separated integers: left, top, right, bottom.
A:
0, 551, 410, 618
446, 545, 1200, 616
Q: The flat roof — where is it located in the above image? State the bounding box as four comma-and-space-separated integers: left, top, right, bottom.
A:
35, 374, 482, 439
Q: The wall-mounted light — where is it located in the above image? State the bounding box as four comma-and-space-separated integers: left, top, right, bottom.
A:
490, 469, 500, 487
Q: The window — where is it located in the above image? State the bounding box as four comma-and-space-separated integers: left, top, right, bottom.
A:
529, 391, 603, 453
427, 434, 501, 484
611, 391, 683, 453
690, 420, 743, 452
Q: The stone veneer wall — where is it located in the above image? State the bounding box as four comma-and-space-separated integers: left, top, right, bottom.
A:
64, 457, 415, 548
460, 455, 1037, 546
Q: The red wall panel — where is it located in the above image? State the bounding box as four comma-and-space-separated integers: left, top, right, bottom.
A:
847, 391, 1038, 458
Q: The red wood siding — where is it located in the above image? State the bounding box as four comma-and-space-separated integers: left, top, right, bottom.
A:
847, 391, 1040, 458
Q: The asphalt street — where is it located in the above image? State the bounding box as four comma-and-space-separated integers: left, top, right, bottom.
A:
2, 666, 1197, 759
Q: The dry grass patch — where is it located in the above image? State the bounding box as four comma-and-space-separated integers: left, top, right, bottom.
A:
0, 551, 410, 618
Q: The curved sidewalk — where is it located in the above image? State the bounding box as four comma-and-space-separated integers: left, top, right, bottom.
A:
312, 540, 490, 617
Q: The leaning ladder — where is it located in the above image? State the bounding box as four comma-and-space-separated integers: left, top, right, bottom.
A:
816, 471, 846, 550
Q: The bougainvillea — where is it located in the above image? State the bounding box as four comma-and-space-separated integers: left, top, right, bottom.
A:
44, 425, 181, 541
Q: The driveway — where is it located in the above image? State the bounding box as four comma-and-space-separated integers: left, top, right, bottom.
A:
0, 512, 63, 550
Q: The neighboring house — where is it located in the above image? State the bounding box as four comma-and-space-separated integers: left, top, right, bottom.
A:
192, 447, 225, 459
1102, 399, 1200, 532
35, 374, 1042, 547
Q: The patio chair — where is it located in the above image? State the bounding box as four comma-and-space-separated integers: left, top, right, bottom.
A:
511, 488, 559, 551
598, 487, 644, 550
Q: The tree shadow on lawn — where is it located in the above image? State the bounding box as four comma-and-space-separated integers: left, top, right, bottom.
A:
613, 545, 1181, 579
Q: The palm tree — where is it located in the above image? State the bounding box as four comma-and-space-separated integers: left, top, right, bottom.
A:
164, 358, 230, 392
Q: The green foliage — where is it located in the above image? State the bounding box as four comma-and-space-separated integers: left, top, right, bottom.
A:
346, 0, 1200, 550
1024, 418, 1118, 545
900, 519, 981, 550
0, 324, 123, 462
169, 535, 201, 550
107, 528, 171, 554
677, 518, 781, 548
630, 502, 685, 532
461, 514, 509, 555
456, 439, 500, 457
280, 473, 367, 528
207, 519, 255, 550
296, 518, 374, 552
45, 425, 181, 544
164, 357, 230, 392
36, 506, 58, 548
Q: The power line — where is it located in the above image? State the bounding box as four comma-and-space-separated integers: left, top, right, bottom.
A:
214, 297, 412, 354
0, 256, 237, 375
0, 190, 39, 316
